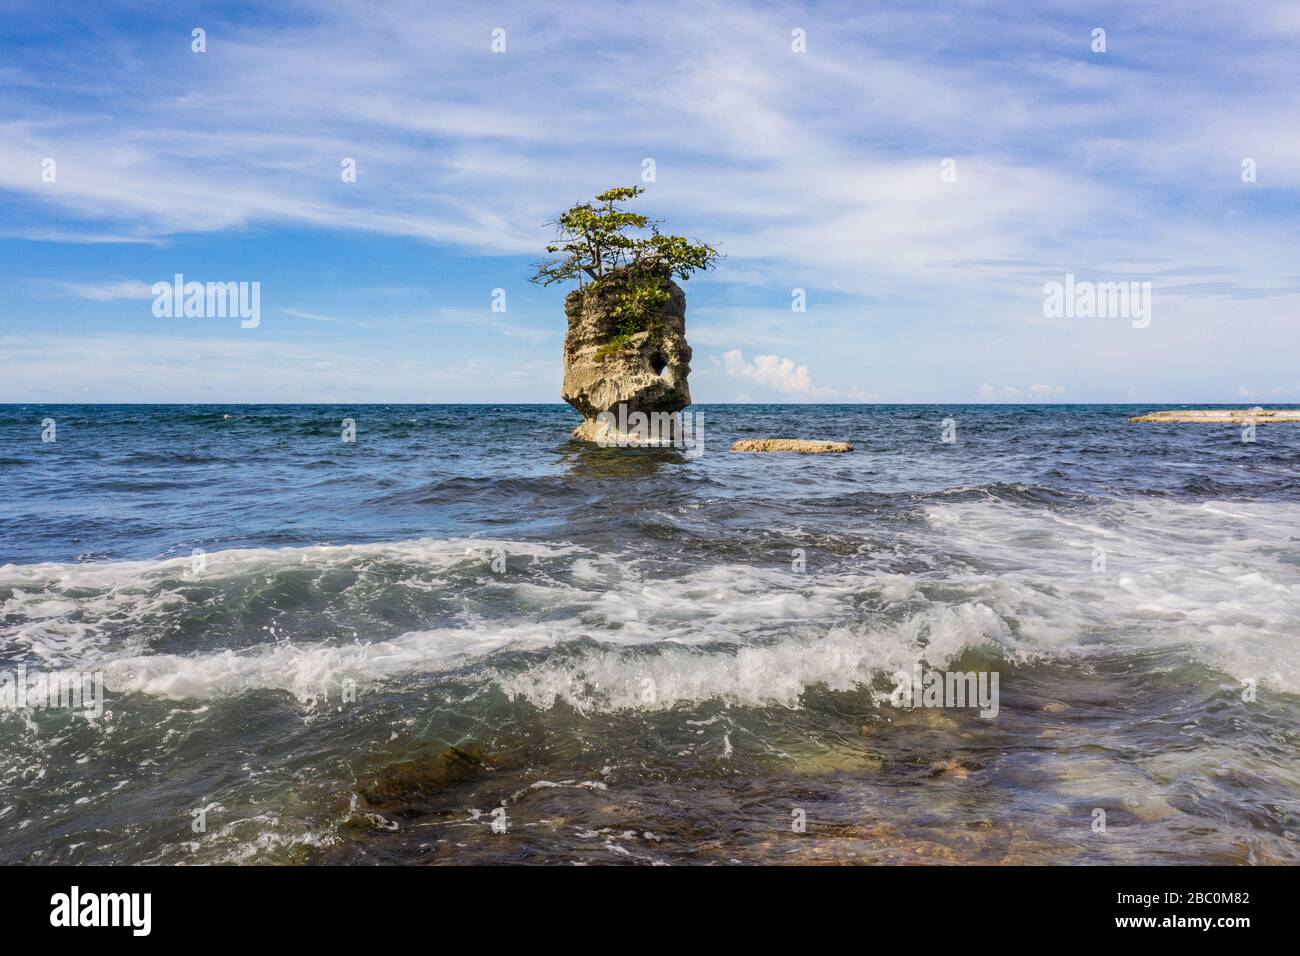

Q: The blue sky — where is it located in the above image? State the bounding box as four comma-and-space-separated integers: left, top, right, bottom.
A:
2, 0, 1298, 403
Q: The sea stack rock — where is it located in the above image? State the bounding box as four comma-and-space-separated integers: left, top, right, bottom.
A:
562, 276, 692, 443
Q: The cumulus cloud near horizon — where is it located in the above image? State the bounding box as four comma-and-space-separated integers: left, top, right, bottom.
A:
721, 348, 865, 401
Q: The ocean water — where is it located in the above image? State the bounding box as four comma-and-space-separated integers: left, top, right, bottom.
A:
1, 403, 1298, 864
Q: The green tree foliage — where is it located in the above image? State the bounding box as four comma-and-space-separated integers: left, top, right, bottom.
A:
530, 187, 720, 351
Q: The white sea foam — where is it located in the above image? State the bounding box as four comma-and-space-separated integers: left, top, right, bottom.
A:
0, 537, 580, 593
0, 537, 580, 664
96, 624, 560, 703
494, 604, 1009, 714
2, 498, 1297, 709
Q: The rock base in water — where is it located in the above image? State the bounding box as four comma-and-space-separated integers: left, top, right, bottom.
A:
572, 414, 687, 445
732, 439, 853, 453
1129, 409, 1300, 423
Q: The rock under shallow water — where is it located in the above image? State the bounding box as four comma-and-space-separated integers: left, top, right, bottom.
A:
732, 439, 854, 453
353, 744, 488, 810
562, 276, 691, 443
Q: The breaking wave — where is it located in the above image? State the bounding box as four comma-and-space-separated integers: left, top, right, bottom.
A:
4, 496, 1298, 712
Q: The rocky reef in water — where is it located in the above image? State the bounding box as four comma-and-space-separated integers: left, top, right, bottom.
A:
1129, 408, 1300, 423
732, 439, 854, 453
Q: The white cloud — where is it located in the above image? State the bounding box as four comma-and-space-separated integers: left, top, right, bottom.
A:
4, 0, 1297, 297
721, 348, 865, 401
429, 307, 555, 344
0, 333, 556, 403
723, 349, 813, 395
1027, 382, 1067, 399
979, 382, 1066, 401
44, 279, 156, 301
280, 308, 341, 323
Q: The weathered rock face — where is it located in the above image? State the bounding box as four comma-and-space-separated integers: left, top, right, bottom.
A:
561, 276, 692, 442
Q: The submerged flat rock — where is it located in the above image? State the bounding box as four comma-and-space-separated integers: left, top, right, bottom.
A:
732, 439, 853, 453
353, 744, 488, 811
1129, 408, 1300, 424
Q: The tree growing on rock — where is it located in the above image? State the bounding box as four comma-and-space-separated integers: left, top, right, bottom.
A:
530, 186, 720, 350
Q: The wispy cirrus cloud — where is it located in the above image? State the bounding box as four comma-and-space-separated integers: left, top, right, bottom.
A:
2, 0, 1299, 401
42, 278, 156, 301
4, 0, 1297, 292
280, 308, 340, 323
0, 332, 556, 403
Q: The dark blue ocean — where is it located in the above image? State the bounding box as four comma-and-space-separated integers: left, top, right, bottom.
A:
2, 404, 1298, 863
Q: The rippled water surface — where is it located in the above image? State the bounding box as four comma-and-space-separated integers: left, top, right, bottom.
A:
1, 404, 1298, 864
